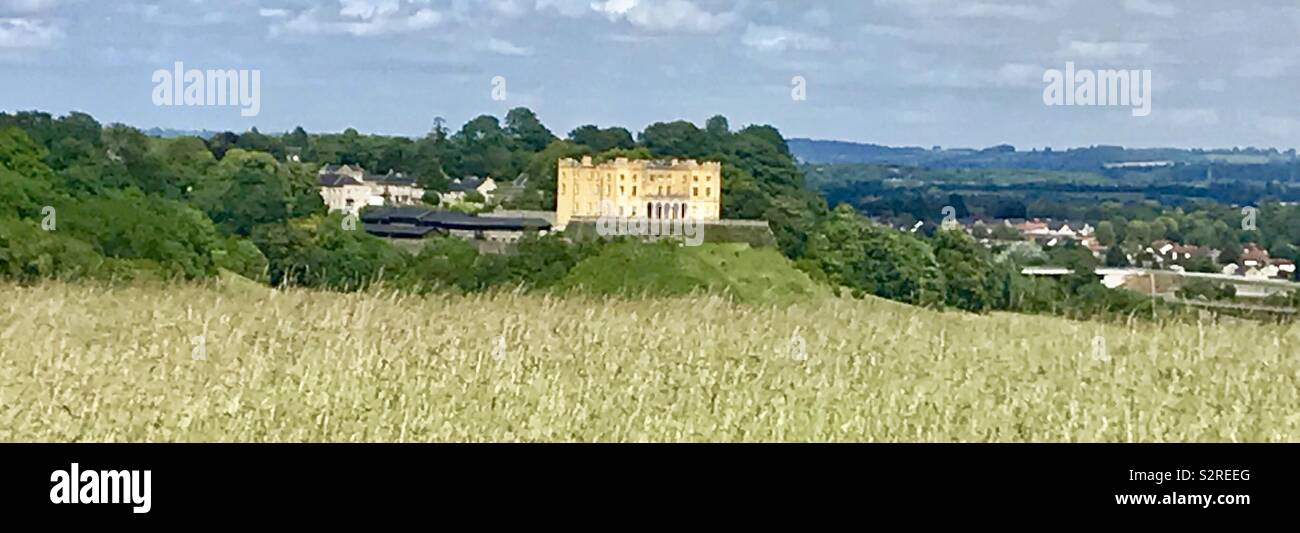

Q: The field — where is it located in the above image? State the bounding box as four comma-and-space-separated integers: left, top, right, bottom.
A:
2, 281, 1298, 442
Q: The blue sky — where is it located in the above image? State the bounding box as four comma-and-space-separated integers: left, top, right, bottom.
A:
2, 0, 1298, 150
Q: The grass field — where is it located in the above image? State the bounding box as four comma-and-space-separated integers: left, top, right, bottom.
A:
2, 281, 1298, 442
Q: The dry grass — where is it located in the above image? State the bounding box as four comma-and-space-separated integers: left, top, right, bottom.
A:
1, 281, 1298, 442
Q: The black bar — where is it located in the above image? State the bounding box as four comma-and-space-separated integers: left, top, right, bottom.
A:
1, 444, 1290, 522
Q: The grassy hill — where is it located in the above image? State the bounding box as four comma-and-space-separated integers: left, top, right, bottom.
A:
2, 282, 1297, 442
560, 241, 829, 304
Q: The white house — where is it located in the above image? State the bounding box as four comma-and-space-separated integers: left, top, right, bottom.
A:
441, 176, 498, 205
318, 164, 425, 216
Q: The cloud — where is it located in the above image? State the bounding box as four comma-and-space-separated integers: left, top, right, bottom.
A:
0, 17, 60, 48
896, 110, 938, 125
488, 0, 526, 17
803, 7, 831, 27
900, 62, 1044, 89
1250, 113, 1300, 139
1234, 56, 1294, 79
1198, 78, 1225, 92
861, 23, 912, 39
0, 0, 57, 15
339, 0, 401, 20
1165, 108, 1219, 126
878, 0, 1049, 21
994, 63, 1043, 87
271, 2, 443, 37
534, 0, 588, 17
1123, 0, 1178, 18
590, 0, 735, 33
741, 24, 832, 52
259, 8, 290, 18
1061, 40, 1152, 61
485, 37, 531, 55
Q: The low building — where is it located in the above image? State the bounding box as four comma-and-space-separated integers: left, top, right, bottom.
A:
318, 164, 425, 215
360, 206, 551, 253
441, 176, 498, 205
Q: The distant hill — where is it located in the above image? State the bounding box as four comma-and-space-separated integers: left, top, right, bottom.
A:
789, 138, 1298, 171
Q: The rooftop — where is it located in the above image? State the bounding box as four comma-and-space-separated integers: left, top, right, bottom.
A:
362, 207, 551, 232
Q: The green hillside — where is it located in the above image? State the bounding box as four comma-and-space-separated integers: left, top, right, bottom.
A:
561, 241, 829, 304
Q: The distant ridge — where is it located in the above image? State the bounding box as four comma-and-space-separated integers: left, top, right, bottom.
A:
143, 127, 224, 139
789, 138, 1298, 171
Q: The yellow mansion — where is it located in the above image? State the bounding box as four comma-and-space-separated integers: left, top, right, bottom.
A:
555, 156, 721, 227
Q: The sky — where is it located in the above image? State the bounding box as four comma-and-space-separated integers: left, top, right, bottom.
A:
1, 0, 1298, 150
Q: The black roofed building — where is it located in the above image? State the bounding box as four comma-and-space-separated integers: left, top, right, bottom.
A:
360, 206, 552, 253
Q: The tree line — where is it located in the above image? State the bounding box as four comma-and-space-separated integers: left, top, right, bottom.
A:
2, 109, 1246, 320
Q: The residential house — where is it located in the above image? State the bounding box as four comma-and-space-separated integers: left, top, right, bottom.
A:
1240, 243, 1270, 269
1221, 243, 1294, 280
1145, 240, 1216, 268
441, 176, 498, 205
318, 164, 425, 216
1014, 219, 1050, 237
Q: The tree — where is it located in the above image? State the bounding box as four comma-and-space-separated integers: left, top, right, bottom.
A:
1124, 220, 1151, 246
102, 124, 169, 194
421, 190, 442, 207
59, 190, 221, 279
214, 237, 269, 282
568, 125, 635, 152
0, 127, 62, 218
931, 227, 993, 312
991, 223, 1021, 241
638, 121, 709, 159
397, 236, 479, 292
194, 149, 294, 235
454, 115, 517, 179
1104, 244, 1129, 267
504, 107, 556, 152
803, 205, 944, 306
706, 115, 730, 136
1184, 255, 1217, 273
0, 218, 106, 282
1095, 220, 1117, 246
206, 131, 240, 160
285, 126, 310, 150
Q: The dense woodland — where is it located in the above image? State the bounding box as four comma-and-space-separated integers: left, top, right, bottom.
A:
2, 109, 1278, 320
